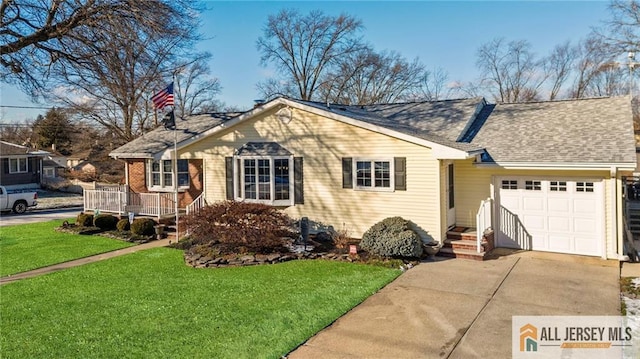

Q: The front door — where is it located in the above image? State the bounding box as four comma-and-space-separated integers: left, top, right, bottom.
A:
446, 163, 456, 228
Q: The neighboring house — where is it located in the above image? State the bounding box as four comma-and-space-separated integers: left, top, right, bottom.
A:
105, 96, 636, 260
42, 159, 65, 178
67, 150, 91, 169
0, 140, 49, 190
43, 149, 68, 178
72, 161, 97, 174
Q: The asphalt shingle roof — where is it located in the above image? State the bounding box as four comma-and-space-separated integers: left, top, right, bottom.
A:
469, 96, 636, 164
292, 98, 485, 152
110, 112, 242, 158
110, 96, 636, 166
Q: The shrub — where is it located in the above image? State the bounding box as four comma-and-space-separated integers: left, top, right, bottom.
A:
76, 213, 94, 227
182, 200, 296, 255
93, 214, 118, 230
116, 218, 130, 232
360, 217, 423, 258
130, 218, 156, 236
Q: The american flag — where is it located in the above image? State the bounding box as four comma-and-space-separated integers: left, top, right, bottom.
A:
151, 82, 174, 110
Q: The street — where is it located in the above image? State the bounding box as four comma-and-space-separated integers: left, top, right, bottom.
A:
0, 207, 82, 227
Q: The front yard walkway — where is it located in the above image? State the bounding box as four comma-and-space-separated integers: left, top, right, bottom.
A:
0, 238, 172, 285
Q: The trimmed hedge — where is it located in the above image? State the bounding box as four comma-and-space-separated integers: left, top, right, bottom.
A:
76, 213, 94, 227
116, 218, 130, 232
130, 218, 156, 236
360, 217, 423, 258
93, 214, 118, 230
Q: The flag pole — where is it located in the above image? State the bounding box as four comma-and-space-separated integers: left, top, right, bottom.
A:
172, 75, 179, 244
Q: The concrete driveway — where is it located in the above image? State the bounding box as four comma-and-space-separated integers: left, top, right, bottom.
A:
287, 251, 620, 358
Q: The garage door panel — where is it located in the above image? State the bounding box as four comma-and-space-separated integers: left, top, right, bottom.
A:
523, 215, 545, 230
523, 197, 544, 211
548, 235, 572, 251
501, 196, 521, 210
548, 198, 570, 212
573, 218, 597, 234
548, 217, 571, 232
497, 177, 603, 257
574, 199, 597, 214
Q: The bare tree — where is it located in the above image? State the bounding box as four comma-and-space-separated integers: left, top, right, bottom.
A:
601, 0, 640, 53
318, 48, 424, 105
476, 38, 546, 103
415, 67, 451, 101
1, 0, 200, 97
256, 9, 364, 101
569, 35, 620, 98
542, 41, 577, 100
0, 120, 33, 146
30, 1, 203, 142
174, 53, 223, 118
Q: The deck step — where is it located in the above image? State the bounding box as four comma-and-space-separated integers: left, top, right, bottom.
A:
437, 247, 487, 261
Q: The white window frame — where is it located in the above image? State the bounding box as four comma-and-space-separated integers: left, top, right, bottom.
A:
9, 157, 28, 174
353, 158, 394, 192
233, 155, 294, 206
147, 159, 190, 192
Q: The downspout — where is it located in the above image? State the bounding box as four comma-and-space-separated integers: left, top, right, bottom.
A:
611, 166, 620, 260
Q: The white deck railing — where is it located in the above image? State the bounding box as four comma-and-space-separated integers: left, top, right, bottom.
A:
83, 189, 176, 219
475, 197, 493, 253
186, 193, 207, 215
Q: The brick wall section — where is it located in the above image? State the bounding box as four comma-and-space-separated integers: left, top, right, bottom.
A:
481, 230, 495, 253
127, 159, 148, 193
180, 159, 203, 208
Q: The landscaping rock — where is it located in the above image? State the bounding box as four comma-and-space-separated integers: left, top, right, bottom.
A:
240, 255, 255, 263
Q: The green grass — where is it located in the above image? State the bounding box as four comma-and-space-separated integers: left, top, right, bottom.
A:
0, 219, 134, 276
0, 248, 401, 358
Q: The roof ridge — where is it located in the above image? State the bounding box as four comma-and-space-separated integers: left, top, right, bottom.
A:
495, 95, 626, 106
293, 96, 482, 108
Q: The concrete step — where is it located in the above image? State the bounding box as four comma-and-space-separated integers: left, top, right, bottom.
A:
444, 239, 480, 251
437, 247, 487, 261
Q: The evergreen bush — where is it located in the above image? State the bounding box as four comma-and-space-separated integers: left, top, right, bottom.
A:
130, 218, 156, 236
116, 218, 130, 231
76, 213, 94, 227
360, 217, 423, 258
93, 214, 118, 230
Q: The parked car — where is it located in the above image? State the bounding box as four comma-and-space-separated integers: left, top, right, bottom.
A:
0, 186, 38, 214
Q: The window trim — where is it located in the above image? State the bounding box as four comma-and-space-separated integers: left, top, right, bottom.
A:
352, 158, 394, 192
8, 157, 28, 174
233, 155, 294, 206
147, 159, 190, 192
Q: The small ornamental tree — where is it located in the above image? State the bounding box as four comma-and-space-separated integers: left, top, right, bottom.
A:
183, 201, 296, 255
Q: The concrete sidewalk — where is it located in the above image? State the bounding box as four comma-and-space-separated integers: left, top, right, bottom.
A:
288, 252, 620, 358
0, 238, 172, 285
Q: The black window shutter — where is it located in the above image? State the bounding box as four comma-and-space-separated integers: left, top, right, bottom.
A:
294, 157, 304, 204
394, 157, 406, 191
225, 157, 234, 200
342, 157, 353, 188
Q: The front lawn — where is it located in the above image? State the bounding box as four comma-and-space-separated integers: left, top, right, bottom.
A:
0, 248, 401, 358
0, 219, 134, 276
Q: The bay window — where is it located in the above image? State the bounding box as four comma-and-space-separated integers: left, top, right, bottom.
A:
234, 156, 293, 205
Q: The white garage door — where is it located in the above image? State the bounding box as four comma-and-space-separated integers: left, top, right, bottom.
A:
496, 177, 604, 256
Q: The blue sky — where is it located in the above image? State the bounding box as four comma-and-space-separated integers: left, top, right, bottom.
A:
0, 1, 610, 123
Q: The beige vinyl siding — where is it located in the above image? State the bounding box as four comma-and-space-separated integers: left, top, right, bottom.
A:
180, 107, 443, 242
454, 158, 615, 257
